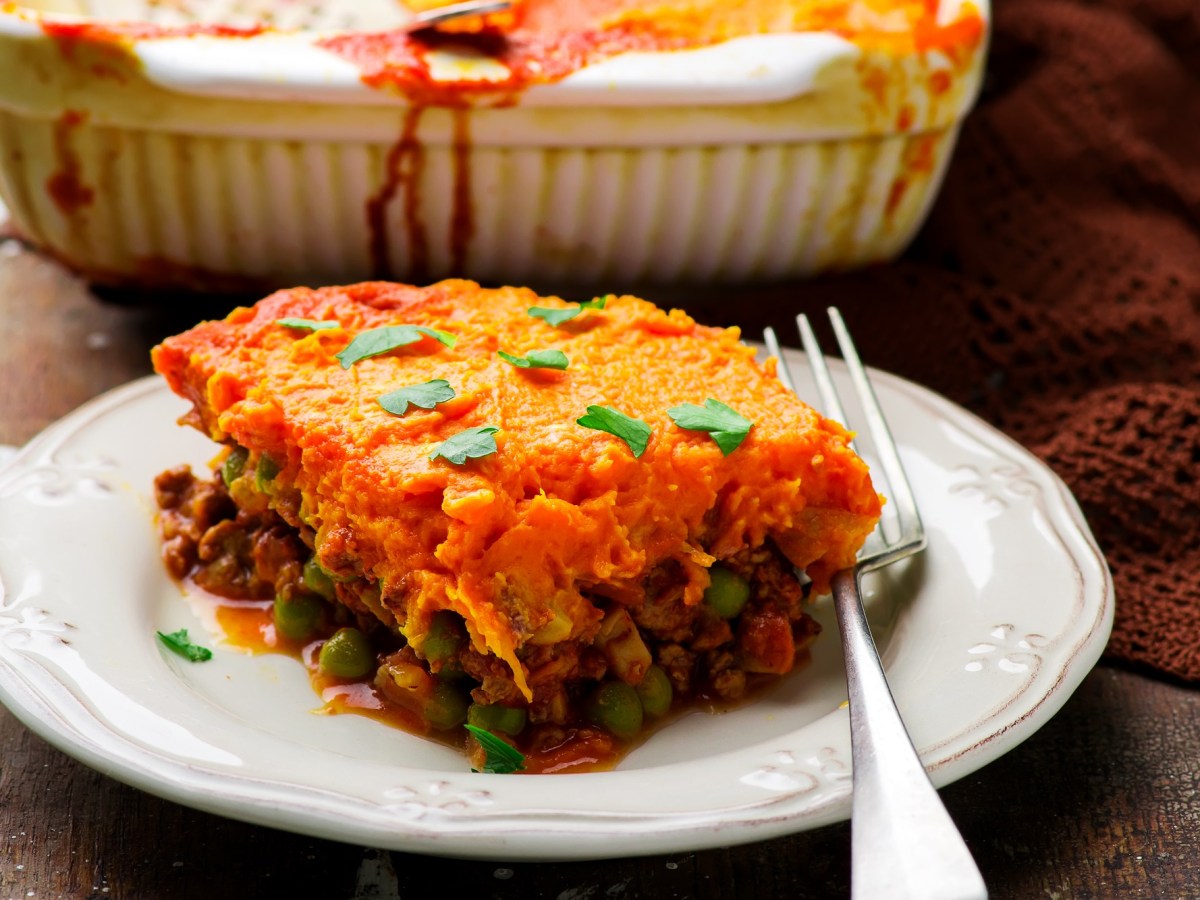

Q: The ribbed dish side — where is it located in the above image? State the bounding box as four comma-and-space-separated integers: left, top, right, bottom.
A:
0, 111, 959, 288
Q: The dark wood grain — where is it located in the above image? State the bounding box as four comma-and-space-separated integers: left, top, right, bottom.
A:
2, 238, 1198, 900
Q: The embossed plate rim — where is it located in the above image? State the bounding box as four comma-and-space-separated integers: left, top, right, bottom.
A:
0, 355, 1113, 861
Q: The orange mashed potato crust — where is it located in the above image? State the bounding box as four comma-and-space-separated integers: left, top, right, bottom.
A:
152, 280, 881, 699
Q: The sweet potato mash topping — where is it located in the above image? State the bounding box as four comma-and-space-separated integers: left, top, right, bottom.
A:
153, 281, 880, 702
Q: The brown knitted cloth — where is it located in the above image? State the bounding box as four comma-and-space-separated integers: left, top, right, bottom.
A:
727, 0, 1200, 682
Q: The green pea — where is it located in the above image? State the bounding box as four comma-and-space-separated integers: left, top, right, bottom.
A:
636, 665, 673, 719
255, 454, 281, 492
703, 566, 751, 619
221, 446, 248, 487
421, 610, 464, 666
467, 702, 527, 736
584, 681, 643, 741
318, 628, 374, 679
425, 682, 470, 731
273, 593, 322, 641
302, 556, 337, 601
435, 660, 467, 683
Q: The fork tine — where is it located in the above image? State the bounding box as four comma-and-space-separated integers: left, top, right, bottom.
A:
826, 308, 924, 544
794, 313, 886, 558
762, 327, 795, 394
796, 314, 851, 432
768, 312, 917, 558
768, 319, 850, 434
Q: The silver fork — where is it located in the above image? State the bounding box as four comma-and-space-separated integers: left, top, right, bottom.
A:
765, 309, 988, 900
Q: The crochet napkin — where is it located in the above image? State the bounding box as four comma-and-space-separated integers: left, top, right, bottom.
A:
724, 0, 1200, 682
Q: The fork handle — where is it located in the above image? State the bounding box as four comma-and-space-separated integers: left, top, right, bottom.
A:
832, 569, 989, 900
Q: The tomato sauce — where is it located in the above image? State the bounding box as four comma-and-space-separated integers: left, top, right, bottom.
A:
315, 0, 985, 101
46, 109, 94, 217
366, 107, 474, 280
31, 2, 985, 103
28, 2, 985, 104
39, 19, 266, 45
366, 108, 428, 280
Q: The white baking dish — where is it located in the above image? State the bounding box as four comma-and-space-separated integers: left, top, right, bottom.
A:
0, 1, 989, 289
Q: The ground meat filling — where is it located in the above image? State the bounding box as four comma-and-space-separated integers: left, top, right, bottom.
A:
154, 461, 821, 744
156, 465, 306, 602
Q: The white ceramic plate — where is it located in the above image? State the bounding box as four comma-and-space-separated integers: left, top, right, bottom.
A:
0, 354, 1112, 861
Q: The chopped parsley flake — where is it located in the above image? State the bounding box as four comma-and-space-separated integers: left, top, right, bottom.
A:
577, 405, 652, 458
378, 379, 456, 416
276, 317, 339, 332
667, 399, 754, 456
527, 295, 610, 327
465, 724, 526, 774
157, 628, 213, 662
430, 425, 500, 465
336, 325, 457, 369
498, 349, 569, 370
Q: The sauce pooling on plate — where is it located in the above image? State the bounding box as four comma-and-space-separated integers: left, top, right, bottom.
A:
187, 582, 812, 774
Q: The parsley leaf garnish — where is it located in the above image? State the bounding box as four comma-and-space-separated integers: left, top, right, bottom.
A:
157, 628, 213, 662
527, 306, 581, 327
378, 379, 456, 416
276, 317, 338, 332
430, 425, 500, 465
577, 405, 652, 458
527, 295, 609, 327
667, 398, 754, 456
497, 349, 569, 370
336, 325, 457, 369
465, 724, 526, 774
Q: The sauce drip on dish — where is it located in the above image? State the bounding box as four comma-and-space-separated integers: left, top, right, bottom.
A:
364, 107, 476, 281
25, 0, 984, 282
46, 110, 94, 218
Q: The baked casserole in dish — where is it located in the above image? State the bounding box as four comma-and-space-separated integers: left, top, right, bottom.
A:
0, 0, 988, 289
151, 280, 882, 770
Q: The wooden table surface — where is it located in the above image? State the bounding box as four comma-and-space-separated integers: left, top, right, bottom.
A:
2, 237, 1198, 900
